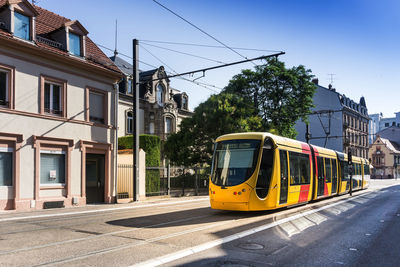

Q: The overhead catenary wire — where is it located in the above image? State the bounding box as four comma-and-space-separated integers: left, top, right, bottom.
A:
96, 42, 222, 93
141, 42, 226, 64
152, 0, 257, 65
140, 39, 283, 53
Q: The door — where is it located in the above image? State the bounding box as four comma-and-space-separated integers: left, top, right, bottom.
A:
86, 153, 105, 203
332, 159, 338, 194
279, 150, 288, 204
317, 157, 325, 197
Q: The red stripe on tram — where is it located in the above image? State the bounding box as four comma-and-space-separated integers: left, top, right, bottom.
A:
299, 184, 310, 202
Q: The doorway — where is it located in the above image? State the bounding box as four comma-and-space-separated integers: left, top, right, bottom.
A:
86, 153, 105, 203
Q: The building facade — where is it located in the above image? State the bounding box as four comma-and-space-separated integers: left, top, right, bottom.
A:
369, 112, 400, 144
0, 1, 121, 210
368, 136, 400, 179
295, 79, 369, 158
110, 55, 193, 141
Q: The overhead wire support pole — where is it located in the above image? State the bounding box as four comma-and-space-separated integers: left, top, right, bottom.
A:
146, 52, 285, 83
132, 39, 140, 201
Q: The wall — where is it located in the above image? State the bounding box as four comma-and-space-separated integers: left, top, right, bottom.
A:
0, 45, 117, 210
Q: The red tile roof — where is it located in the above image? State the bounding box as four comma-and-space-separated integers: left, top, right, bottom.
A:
0, 1, 121, 75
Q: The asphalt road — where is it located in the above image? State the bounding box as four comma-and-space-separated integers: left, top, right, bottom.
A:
0, 179, 399, 267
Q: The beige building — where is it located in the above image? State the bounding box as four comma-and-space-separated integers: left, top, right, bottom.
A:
0, 1, 122, 210
368, 136, 400, 179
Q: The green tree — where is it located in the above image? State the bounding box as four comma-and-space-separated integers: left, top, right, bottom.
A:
164, 92, 262, 166
224, 58, 316, 138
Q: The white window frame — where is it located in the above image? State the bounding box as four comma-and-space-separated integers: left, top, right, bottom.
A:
44, 82, 62, 114
40, 150, 66, 186
127, 111, 133, 134
157, 84, 164, 106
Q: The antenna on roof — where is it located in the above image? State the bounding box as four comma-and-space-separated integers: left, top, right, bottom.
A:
114, 20, 118, 56
328, 73, 336, 84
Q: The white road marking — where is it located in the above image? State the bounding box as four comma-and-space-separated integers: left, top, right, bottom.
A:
380, 220, 385, 223
349, 248, 358, 251
365, 233, 371, 236
0, 197, 209, 223
131, 192, 373, 267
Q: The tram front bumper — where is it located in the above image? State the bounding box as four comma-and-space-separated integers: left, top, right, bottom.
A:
209, 199, 250, 211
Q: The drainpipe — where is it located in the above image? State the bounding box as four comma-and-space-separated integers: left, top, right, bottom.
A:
113, 80, 121, 203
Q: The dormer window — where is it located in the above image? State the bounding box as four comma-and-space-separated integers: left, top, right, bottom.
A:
68, 32, 81, 56
182, 96, 188, 110
14, 12, 30, 40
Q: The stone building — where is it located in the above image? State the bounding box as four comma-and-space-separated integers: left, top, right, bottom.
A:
368, 136, 400, 179
0, 0, 122, 210
295, 79, 369, 158
109, 54, 193, 141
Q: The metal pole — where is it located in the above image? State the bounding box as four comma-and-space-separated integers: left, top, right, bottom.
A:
133, 39, 140, 201
305, 123, 310, 144
195, 167, 198, 196
167, 164, 170, 195
348, 149, 353, 196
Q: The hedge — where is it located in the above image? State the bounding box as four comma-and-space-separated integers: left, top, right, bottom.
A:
118, 134, 161, 193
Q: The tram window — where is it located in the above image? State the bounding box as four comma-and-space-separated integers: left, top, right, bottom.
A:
317, 157, 325, 181
256, 139, 274, 199
280, 150, 288, 182
325, 158, 332, 183
289, 152, 310, 185
332, 160, 337, 180
364, 164, 370, 175
340, 160, 349, 181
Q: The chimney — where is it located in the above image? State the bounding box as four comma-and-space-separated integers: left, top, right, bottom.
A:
312, 78, 319, 85
328, 84, 332, 90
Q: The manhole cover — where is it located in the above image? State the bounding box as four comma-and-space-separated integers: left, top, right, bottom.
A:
237, 242, 264, 250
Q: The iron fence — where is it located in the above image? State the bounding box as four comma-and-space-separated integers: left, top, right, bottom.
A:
117, 164, 210, 199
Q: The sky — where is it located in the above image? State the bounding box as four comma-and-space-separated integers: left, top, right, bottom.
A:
38, 0, 400, 117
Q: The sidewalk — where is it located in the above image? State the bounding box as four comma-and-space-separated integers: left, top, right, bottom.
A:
0, 195, 210, 222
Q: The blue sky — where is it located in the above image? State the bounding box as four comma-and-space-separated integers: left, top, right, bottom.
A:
39, 0, 399, 117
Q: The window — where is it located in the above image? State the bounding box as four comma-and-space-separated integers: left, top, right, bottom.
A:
156, 84, 164, 106
149, 122, 155, 134
127, 111, 133, 134
89, 91, 105, 124
165, 117, 172, 134
289, 151, 310, 185
385, 123, 389, 127
44, 82, 62, 114
127, 79, 133, 94
0, 70, 8, 106
69, 32, 81, 56
326, 158, 332, 183
255, 139, 274, 198
0, 148, 12, 186
182, 96, 188, 110
40, 151, 65, 185
14, 12, 30, 40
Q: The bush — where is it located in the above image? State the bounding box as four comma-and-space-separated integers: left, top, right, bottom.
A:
118, 134, 161, 193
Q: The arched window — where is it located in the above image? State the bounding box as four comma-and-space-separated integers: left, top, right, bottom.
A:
156, 84, 164, 106
127, 111, 133, 134
165, 117, 172, 134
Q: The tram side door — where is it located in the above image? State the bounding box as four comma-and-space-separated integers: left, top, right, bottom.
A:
332, 159, 338, 194
317, 157, 325, 197
279, 150, 289, 204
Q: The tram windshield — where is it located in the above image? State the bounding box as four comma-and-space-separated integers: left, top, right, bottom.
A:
211, 139, 261, 186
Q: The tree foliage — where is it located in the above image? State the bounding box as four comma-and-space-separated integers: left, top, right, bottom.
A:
164, 93, 262, 166
164, 58, 316, 166
224, 58, 316, 138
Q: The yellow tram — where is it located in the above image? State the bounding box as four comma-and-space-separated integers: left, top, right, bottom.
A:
209, 132, 370, 211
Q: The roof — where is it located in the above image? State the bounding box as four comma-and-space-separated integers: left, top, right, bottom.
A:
0, 1, 121, 75
109, 55, 169, 82
380, 137, 400, 154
